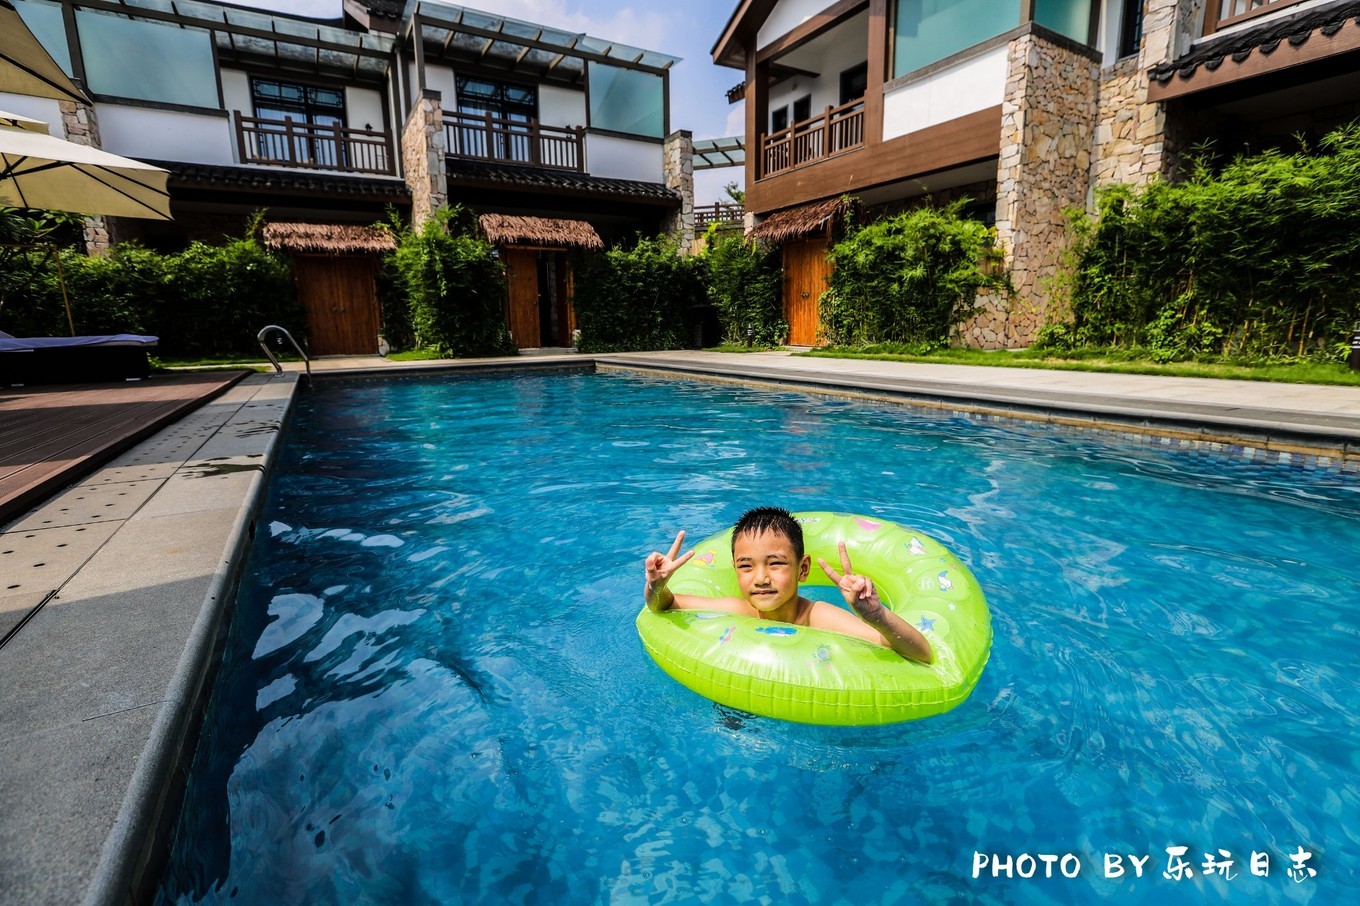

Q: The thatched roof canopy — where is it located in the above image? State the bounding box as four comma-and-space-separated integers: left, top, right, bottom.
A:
263, 222, 396, 254
748, 196, 857, 244
479, 214, 604, 251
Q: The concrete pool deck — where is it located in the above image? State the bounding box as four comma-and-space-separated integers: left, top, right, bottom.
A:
2, 350, 1359, 905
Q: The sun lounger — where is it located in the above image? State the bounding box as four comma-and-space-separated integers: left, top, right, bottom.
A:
0, 331, 158, 384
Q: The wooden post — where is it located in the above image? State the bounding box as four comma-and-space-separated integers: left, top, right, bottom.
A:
331, 119, 345, 170
234, 110, 248, 164
284, 116, 298, 164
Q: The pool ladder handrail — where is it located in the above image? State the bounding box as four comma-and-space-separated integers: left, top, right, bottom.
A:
257, 325, 311, 383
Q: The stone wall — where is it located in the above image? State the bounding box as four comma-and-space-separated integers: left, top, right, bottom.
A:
58, 100, 115, 254
662, 130, 696, 254
967, 27, 1099, 349
1091, 0, 1205, 188
401, 90, 448, 227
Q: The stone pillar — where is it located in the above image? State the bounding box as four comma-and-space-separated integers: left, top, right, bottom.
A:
663, 129, 695, 254
401, 89, 448, 227
59, 100, 114, 254
1092, 0, 1204, 188
973, 27, 1099, 348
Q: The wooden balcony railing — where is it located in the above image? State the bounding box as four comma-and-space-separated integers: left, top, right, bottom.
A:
444, 111, 585, 171
234, 112, 394, 175
694, 202, 744, 230
760, 99, 864, 178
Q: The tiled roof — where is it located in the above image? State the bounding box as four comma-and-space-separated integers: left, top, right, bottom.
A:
351, 0, 404, 20
148, 161, 411, 200
1150, 0, 1360, 84
446, 159, 680, 205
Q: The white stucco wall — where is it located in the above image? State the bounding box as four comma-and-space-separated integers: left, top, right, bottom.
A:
882, 44, 1007, 140
220, 69, 250, 117
421, 64, 458, 107
0, 93, 63, 136
539, 84, 587, 128
766, 16, 867, 130
758, 0, 836, 47
345, 86, 384, 133
584, 132, 662, 182
96, 105, 235, 165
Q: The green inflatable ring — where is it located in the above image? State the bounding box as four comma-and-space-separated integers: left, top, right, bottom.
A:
636, 512, 992, 726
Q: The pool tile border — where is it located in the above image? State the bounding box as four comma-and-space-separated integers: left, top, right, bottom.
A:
599, 364, 1360, 473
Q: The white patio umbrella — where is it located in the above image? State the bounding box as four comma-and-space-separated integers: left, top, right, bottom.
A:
0, 0, 90, 104
1, 109, 171, 219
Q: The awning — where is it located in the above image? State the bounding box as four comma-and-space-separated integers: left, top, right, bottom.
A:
693, 136, 744, 171
263, 222, 397, 254
479, 213, 603, 250
748, 196, 857, 244
0, 0, 90, 104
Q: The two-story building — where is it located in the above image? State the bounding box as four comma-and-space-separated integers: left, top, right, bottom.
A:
2, 0, 690, 353
715, 0, 1360, 347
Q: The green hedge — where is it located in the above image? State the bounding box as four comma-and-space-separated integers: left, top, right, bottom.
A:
382, 206, 515, 357
0, 221, 301, 357
703, 232, 784, 345
572, 235, 704, 352
1045, 123, 1360, 362
820, 201, 1007, 348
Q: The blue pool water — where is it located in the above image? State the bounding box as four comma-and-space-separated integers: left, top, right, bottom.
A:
157, 371, 1360, 905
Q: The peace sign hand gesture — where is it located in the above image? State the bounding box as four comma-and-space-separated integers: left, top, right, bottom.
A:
644, 530, 694, 611
818, 540, 885, 622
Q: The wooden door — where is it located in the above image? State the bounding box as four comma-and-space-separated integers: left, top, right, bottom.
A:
503, 248, 540, 349
293, 255, 380, 356
782, 238, 831, 346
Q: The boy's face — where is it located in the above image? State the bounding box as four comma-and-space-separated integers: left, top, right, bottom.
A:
732, 528, 810, 614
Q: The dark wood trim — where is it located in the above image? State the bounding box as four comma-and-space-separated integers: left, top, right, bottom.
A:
60, 0, 86, 87
864, 0, 888, 155
713, 0, 778, 68
584, 127, 665, 144
1150, 15, 1360, 101
755, 0, 869, 65
85, 95, 230, 117
1204, 0, 1311, 37
412, 12, 427, 96
747, 105, 1001, 214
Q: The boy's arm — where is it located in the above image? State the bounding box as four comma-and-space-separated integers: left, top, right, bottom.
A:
818, 542, 934, 664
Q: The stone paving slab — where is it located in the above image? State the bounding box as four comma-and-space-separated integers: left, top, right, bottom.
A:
0, 372, 296, 906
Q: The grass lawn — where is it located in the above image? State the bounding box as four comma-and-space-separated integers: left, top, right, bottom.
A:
797, 345, 1360, 387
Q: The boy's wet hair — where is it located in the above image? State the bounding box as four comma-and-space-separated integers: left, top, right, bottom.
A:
731, 506, 804, 560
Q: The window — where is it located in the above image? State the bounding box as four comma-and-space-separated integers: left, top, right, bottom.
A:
772, 105, 789, 132
894, 0, 1021, 76
1119, 0, 1144, 57
75, 9, 218, 108
840, 63, 868, 105
1033, 0, 1096, 45
792, 95, 812, 124
455, 75, 537, 122
251, 78, 346, 167
12, 0, 71, 74
587, 62, 665, 138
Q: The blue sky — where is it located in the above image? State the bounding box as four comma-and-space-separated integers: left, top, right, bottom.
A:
232, 0, 746, 201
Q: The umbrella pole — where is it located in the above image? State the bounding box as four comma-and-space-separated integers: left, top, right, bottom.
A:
50, 246, 75, 336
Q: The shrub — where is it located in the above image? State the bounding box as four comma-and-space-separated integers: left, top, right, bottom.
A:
704, 232, 784, 345
572, 235, 704, 352
385, 206, 514, 357
0, 215, 299, 357
1055, 123, 1360, 361
820, 201, 1008, 347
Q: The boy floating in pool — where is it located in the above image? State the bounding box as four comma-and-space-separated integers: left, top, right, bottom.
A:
644, 507, 933, 664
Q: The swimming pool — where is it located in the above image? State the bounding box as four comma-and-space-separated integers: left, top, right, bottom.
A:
157, 370, 1359, 904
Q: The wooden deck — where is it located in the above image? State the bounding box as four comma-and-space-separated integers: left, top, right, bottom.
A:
0, 371, 251, 527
